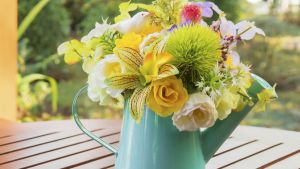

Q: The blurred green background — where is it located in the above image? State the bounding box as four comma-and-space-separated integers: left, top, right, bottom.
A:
18, 0, 300, 131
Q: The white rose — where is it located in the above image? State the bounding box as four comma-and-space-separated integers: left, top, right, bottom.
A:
87, 54, 124, 106
172, 93, 218, 131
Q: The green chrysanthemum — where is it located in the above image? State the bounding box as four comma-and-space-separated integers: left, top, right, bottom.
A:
165, 25, 222, 92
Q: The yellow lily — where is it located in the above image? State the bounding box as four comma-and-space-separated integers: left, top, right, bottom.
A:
139, 52, 173, 84
106, 47, 179, 123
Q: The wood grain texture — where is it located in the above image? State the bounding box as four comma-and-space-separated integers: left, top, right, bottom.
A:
0, 120, 299, 169
265, 151, 300, 169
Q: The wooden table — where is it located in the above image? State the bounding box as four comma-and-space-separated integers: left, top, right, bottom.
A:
0, 120, 299, 169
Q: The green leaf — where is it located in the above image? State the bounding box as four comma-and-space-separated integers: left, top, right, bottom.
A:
129, 86, 151, 123
22, 74, 58, 112
106, 74, 141, 89
18, 0, 50, 40
114, 47, 143, 73
157, 64, 179, 80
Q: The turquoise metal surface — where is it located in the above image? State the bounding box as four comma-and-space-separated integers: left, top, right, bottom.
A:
72, 85, 118, 155
72, 74, 272, 169
115, 101, 205, 169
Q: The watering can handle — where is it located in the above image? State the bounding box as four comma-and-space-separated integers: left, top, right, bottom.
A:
72, 85, 118, 155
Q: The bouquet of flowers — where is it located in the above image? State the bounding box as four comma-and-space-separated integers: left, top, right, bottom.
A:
58, 0, 277, 131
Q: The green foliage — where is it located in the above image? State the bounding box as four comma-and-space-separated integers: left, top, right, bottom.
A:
57, 75, 122, 120
252, 16, 300, 37
90, 29, 122, 55
18, 0, 70, 59
78, 0, 120, 35
238, 36, 300, 90
209, 0, 242, 22
18, 74, 58, 116
244, 91, 300, 131
18, 0, 60, 121
18, 0, 50, 40
165, 25, 221, 92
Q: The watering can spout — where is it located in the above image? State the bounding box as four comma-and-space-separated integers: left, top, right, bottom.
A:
201, 74, 273, 162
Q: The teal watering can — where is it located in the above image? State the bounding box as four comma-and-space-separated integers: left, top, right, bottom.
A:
72, 74, 272, 169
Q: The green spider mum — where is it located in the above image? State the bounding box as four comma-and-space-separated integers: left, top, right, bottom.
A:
165, 25, 222, 92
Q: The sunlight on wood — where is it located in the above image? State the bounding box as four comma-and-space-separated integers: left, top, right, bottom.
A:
0, 0, 17, 121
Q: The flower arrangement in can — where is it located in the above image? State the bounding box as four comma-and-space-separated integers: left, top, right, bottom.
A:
58, 0, 277, 131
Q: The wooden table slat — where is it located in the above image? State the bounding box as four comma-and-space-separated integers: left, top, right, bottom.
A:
0, 120, 121, 135
226, 144, 300, 169
0, 129, 120, 164
0, 130, 119, 169
0, 135, 11, 140
28, 143, 119, 169
214, 138, 257, 157
206, 139, 283, 169
0, 120, 299, 169
266, 151, 300, 169
0, 128, 103, 155
0, 131, 59, 146
70, 155, 115, 169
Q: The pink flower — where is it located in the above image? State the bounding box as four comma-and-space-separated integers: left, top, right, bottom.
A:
181, 4, 202, 24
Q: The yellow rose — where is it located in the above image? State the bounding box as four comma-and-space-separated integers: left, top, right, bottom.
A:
147, 76, 189, 117
115, 32, 143, 51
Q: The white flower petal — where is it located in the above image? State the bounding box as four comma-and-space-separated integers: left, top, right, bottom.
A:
107, 88, 123, 98
255, 28, 266, 36
57, 42, 68, 55
87, 54, 124, 105
220, 20, 236, 37
236, 21, 265, 40
173, 93, 218, 131
81, 22, 111, 42
229, 50, 241, 66
212, 3, 223, 15
94, 47, 104, 60
82, 58, 94, 74
81, 36, 89, 43
240, 29, 256, 40
236, 21, 252, 32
